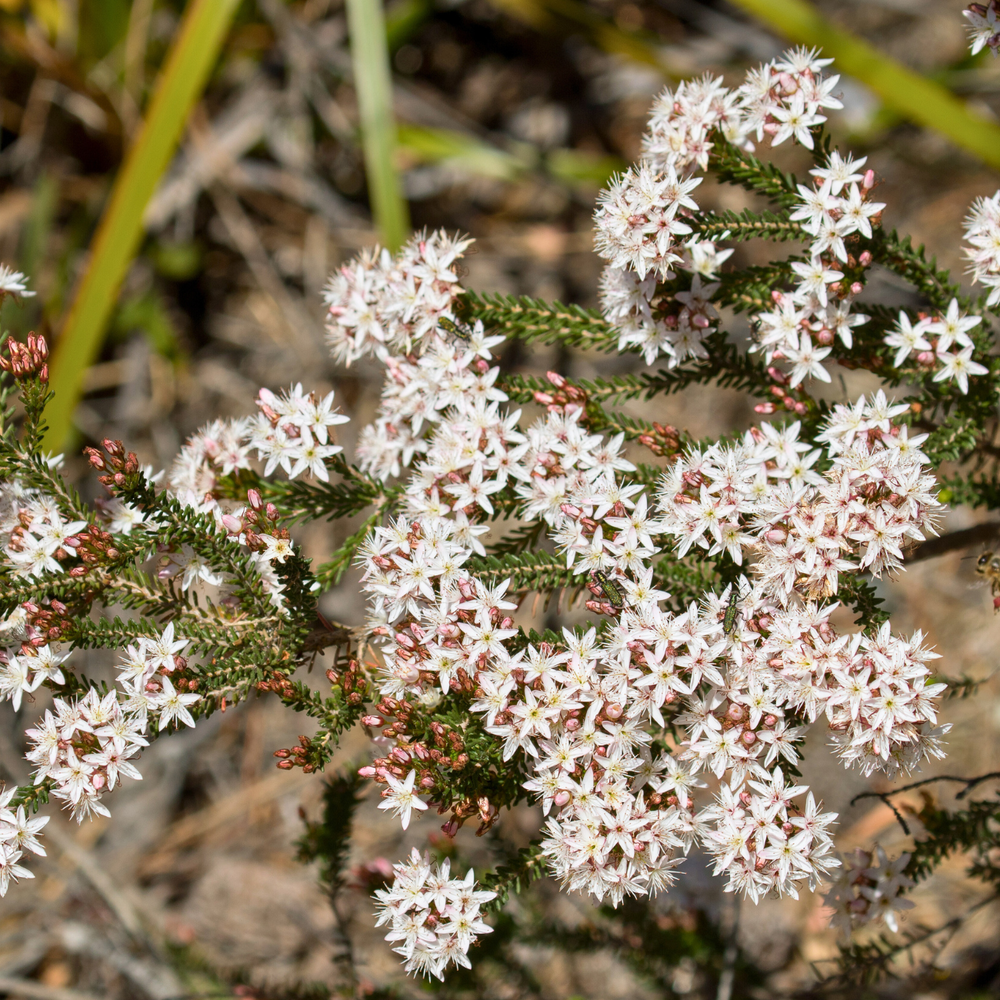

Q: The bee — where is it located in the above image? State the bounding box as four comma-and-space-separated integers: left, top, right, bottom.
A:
975, 551, 1000, 610
438, 316, 472, 341
593, 570, 624, 609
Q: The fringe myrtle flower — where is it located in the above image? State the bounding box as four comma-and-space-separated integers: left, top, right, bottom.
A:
0, 265, 35, 303
374, 850, 496, 979
323, 230, 473, 366
642, 73, 747, 175
964, 190, 1000, 306
26, 688, 148, 823
593, 162, 698, 281
0, 784, 47, 895
734, 46, 843, 151
965, 2, 1000, 56
249, 384, 348, 481
657, 392, 943, 596
824, 845, 915, 936
882, 298, 987, 393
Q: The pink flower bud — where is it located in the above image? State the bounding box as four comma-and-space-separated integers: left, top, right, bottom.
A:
754, 402, 777, 414
554, 790, 571, 807
361, 715, 383, 727
741, 730, 757, 746
221, 514, 243, 534
441, 819, 459, 837
605, 703, 623, 720
816, 329, 834, 345
859, 251, 872, 267
247, 489, 263, 510
358, 765, 377, 777
862, 169, 875, 190
850, 281, 863, 295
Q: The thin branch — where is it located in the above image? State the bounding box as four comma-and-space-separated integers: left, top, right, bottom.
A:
850, 770, 1000, 836
907, 522, 1000, 563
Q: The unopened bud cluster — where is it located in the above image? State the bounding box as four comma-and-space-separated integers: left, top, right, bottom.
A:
0, 334, 47, 381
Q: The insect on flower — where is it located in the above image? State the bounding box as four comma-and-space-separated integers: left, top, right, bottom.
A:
975, 551, 1000, 611
438, 316, 472, 341
722, 586, 743, 635
592, 570, 624, 608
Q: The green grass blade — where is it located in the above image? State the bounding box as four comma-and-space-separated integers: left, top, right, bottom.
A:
347, 0, 411, 253
728, 0, 1000, 170
42, 0, 242, 453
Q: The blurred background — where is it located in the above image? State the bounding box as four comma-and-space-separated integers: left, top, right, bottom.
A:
1, 0, 1000, 997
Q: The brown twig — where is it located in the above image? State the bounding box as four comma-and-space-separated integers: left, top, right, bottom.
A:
906, 522, 1000, 563
850, 771, 1000, 835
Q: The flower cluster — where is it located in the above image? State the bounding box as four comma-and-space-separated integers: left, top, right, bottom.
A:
348, 239, 945, 921
248, 383, 348, 482
163, 388, 348, 607
167, 417, 252, 512
15, 623, 196, 831
964, 189, 1000, 308
5, 33, 994, 984
594, 163, 699, 282
965, 2, 1000, 56
824, 845, 915, 935
0, 785, 46, 895
25, 688, 148, 823
598, 268, 725, 367
323, 231, 472, 367
749, 151, 884, 392
374, 850, 496, 979
597, 48, 848, 375
0, 479, 86, 580
114, 622, 199, 729
323, 231, 508, 480
642, 73, 745, 175
883, 298, 988, 393
734, 47, 843, 151
657, 392, 943, 597
0, 640, 69, 711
